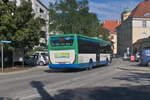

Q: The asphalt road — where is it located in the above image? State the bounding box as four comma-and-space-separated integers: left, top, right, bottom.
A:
0, 58, 150, 100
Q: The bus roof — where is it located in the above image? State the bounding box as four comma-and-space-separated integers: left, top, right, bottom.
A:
49, 34, 111, 45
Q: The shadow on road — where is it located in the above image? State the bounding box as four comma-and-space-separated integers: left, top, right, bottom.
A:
44, 69, 85, 73
129, 63, 148, 67
30, 80, 150, 100
0, 97, 15, 100
54, 85, 150, 100
44, 65, 108, 73
31, 81, 55, 100
114, 72, 150, 83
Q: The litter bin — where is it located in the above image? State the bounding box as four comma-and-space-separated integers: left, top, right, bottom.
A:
130, 55, 135, 62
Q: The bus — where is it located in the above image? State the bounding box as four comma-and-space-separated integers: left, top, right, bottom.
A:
48, 34, 112, 69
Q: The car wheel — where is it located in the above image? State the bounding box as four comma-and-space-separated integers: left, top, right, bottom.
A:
39, 61, 44, 66
148, 61, 150, 67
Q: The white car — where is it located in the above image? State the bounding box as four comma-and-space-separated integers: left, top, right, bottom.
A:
25, 51, 49, 66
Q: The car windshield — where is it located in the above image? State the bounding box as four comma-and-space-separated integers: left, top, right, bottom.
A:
50, 36, 74, 46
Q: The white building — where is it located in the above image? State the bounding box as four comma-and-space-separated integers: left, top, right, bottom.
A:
117, 0, 150, 56
31, 0, 49, 45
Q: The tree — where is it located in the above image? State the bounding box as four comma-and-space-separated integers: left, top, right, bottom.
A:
98, 25, 110, 41
0, 0, 43, 51
49, 0, 101, 37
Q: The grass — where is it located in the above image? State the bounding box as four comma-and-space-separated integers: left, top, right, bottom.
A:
0, 67, 31, 72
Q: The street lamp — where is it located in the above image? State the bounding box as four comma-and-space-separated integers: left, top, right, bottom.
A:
0, 40, 12, 72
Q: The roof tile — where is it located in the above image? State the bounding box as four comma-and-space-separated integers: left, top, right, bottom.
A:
103, 20, 121, 34
129, 0, 150, 18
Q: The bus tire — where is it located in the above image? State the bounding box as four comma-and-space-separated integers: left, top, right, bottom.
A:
88, 58, 93, 70
106, 58, 110, 65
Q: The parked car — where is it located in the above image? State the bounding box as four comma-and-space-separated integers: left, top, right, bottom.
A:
34, 51, 48, 57
24, 52, 49, 66
139, 48, 150, 66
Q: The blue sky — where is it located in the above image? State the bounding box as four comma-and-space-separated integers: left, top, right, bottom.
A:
40, 0, 143, 21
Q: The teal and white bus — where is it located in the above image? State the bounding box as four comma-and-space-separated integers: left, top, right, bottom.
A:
48, 34, 112, 69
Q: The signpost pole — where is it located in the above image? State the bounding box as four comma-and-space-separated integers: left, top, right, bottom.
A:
0, 40, 12, 72
1, 43, 3, 72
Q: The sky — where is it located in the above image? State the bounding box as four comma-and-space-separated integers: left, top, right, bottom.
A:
40, 0, 143, 21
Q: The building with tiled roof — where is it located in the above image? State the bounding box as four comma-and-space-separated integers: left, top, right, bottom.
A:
103, 20, 120, 34
129, 0, 150, 18
103, 20, 120, 55
117, 0, 150, 56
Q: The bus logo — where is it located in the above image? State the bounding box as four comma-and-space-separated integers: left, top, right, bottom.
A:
54, 52, 70, 58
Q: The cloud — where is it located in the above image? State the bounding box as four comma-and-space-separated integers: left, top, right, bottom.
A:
89, 0, 140, 20
40, 0, 142, 21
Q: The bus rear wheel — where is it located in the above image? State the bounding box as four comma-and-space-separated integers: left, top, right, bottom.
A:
87, 58, 93, 70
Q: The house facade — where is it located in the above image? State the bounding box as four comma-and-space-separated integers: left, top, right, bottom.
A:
30, 0, 49, 45
117, 0, 150, 56
103, 20, 120, 55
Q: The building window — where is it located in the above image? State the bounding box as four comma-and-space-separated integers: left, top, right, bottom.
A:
143, 20, 147, 28
40, 8, 44, 13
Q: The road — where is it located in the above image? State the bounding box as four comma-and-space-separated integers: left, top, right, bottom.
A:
0, 58, 150, 100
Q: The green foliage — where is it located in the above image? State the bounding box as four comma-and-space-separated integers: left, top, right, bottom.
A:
0, 1, 42, 50
98, 25, 110, 41
49, 0, 105, 37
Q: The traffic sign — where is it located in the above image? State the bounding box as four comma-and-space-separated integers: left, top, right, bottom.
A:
1, 40, 12, 44
0, 40, 12, 72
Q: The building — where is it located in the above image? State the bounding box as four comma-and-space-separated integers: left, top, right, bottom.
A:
1, 0, 49, 45
117, 0, 150, 56
30, 0, 49, 45
103, 20, 120, 55
133, 37, 150, 52
121, 8, 131, 21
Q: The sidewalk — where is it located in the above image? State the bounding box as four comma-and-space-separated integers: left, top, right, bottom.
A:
0, 65, 49, 75
118, 60, 150, 72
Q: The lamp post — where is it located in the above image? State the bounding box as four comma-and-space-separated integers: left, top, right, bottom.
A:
0, 40, 12, 72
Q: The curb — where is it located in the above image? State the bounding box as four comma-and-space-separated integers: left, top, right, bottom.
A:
0, 66, 48, 75
117, 67, 150, 72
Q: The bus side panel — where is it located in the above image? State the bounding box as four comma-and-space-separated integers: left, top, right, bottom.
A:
99, 53, 111, 65
100, 54, 111, 61
78, 53, 110, 66
78, 54, 96, 64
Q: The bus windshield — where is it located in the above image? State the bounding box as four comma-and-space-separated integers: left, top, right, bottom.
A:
50, 36, 74, 46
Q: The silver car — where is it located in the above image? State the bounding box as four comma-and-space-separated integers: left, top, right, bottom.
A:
25, 53, 49, 66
